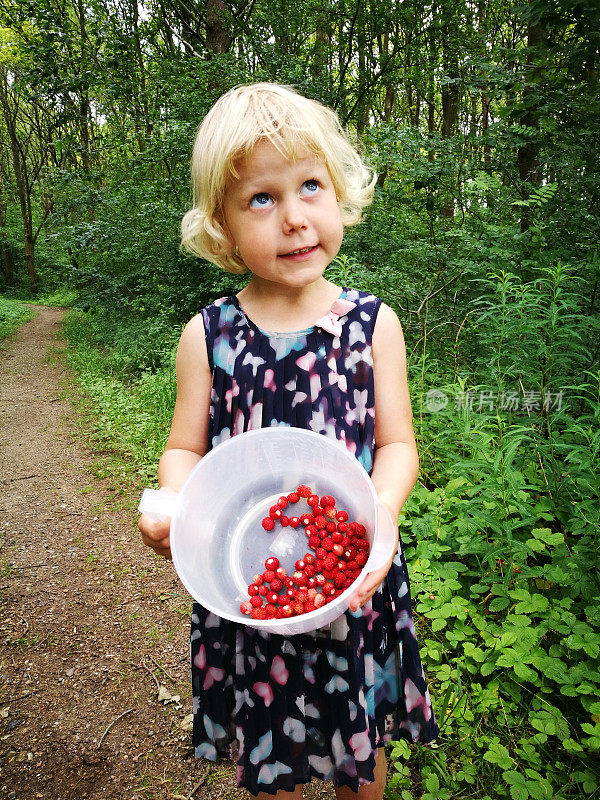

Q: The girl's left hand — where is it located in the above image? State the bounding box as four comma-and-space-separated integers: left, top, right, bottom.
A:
347, 499, 398, 612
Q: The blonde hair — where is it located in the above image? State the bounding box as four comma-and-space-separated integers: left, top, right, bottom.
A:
181, 82, 377, 273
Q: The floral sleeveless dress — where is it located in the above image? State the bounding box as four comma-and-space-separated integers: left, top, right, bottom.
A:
191, 288, 439, 796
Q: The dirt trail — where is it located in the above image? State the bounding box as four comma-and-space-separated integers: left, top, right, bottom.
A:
0, 308, 334, 800
0, 307, 230, 800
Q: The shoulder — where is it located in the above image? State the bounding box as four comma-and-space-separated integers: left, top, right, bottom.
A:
176, 313, 210, 375
372, 303, 406, 359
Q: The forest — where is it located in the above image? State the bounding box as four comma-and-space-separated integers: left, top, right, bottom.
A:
1, 0, 599, 797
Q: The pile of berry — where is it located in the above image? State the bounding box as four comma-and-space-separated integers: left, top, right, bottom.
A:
240, 485, 370, 620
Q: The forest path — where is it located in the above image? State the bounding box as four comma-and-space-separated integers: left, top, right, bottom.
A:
0, 308, 332, 800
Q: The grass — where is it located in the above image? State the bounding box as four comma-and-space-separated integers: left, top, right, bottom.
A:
0, 296, 34, 341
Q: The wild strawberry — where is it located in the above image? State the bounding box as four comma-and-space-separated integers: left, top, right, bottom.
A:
324, 507, 337, 519
248, 584, 259, 596
307, 494, 319, 506
344, 547, 357, 561
314, 593, 326, 608
270, 578, 283, 592
320, 495, 335, 507
346, 560, 358, 571
304, 553, 315, 565
322, 568, 334, 580
304, 564, 315, 578
321, 538, 333, 551
312, 505, 324, 516
289, 516, 301, 528
355, 523, 366, 535
305, 524, 317, 537
314, 515, 327, 529
348, 522, 360, 534
251, 607, 268, 619
356, 538, 369, 551
326, 521, 337, 533
277, 496, 288, 509
240, 601, 253, 615
266, 591, 279, 605
315, 547, 326, 559
323, 581, 335, 596
265, 604, 277, 618
314, 558, 324, 572
324, 554, 337, 571
337, 561, 347, 571
250, 595, 263, 608
306, 577, 317, 589
262, 569, 275, 583
337, 522, 348, 534
283, 576, 293, 588
334, 571, 345, 588
280, 515, 289, 527
265, 557, 280, 570
262, 517, 275, 531
336, 510, 348, 522
315, 573, 326, 586
340, 536, 350, 547
297, 485, 312, 498
308, 535, 320, 550
332, 544, 344, 557
269, 505, 282, 519
331, 531, 343, 543
281, 604, 293, 618
307, 587, 318, 600
293, 571, 307, 586
258, 585, 268, 596
287, 492, 300, 504
300, 513, 314, 526
286, 587, 297, 599
295, 559, 305, 571
304, 601, 316, 613
275, 566, 287, 579
296, 590, 309, 604
277, 594, 289, 606
293, 601, 305, 616
355, 551, 368, 566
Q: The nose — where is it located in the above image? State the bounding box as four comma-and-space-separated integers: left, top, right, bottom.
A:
281, 197, 307, 234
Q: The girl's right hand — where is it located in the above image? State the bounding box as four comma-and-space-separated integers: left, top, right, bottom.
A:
138, 513, 172, 560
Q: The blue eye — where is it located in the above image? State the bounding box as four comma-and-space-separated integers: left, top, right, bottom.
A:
301, 180, 320, 196
250, 192, 273, 208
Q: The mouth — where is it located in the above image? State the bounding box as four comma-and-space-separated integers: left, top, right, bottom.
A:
281, 245, 319, 257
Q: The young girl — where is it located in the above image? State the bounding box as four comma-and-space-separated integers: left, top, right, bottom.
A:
138, 82, 438, 799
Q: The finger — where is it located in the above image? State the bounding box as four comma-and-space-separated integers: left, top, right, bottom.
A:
138, 515, 170, 541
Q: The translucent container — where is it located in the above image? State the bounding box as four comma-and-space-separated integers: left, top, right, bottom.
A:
138, 427, 396, 636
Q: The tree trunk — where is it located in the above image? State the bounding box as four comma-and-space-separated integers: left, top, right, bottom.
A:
517, 21, 546, 233
206, 0, 232, 54
440, 0, 459, 218
0, 72, 37, 294
0, 182, 14, 287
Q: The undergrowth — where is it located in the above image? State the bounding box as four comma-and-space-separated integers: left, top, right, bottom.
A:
0, 296, 34, 341
61, 262, 600, 799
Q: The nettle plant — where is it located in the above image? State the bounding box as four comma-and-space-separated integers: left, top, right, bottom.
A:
387, 264, 600, 799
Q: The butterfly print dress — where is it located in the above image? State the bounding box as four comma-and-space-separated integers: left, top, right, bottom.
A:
190, 288, 439, 796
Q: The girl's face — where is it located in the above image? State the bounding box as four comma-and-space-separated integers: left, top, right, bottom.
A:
221, 140, 343, 290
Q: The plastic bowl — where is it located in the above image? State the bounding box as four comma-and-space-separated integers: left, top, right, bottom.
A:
139, 427, 396, 636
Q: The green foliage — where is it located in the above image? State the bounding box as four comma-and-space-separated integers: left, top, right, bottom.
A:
0, 296, 33, 339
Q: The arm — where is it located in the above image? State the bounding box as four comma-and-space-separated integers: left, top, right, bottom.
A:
349, 302, 419, 611
138, 314, 212, 559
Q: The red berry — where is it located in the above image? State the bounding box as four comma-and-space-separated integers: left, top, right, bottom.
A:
306, 577, 317, 588
305, 601, 316, 613
240, 601, 252, 615
277, 594, 289, 606
277, 496, 289, 509
324, 554, 337, 570
324, 507, 337, 519
251, 607, 268, 619
344, 547, 357, 560
293, 601, 305, 616
315, 573, 326, 586
356, 538, 369, 551
293, 570, 307, 586
300, 513, 314, 526
308, 535, 320, 549
250, 596, 263, 607
262, 517, 275, 531
314, 594, 326, 608
281, 604, 293, 618
336, 510, 348, 522
283, 576, 293, 588
314, 515, 327, 529
263, 569, 275, 583
305, 524, 317, 537
315, 547, 326, 559
307, 494, 319, 506
280, 515, 289, 527
331, 531, 343, 543
304, 564, 315, 577
297, 485, 312, 498
337, 522, 348, 533
312, 505, 324, 516
337, 561, 347, 571
296, 590, 309, 603
269, 505, 282, 519
248, 584, 259, 596
286, 587, 297, 599
326, 521, 337, 533
265, 604, 277, 618
322, 538, 333, 551
314, 558, 324, 572
320, 495, 335, 508
304, 553, 315, 565
289, 517, 301, 528
349, 522, 360, 534
275, 566, 287, 579
252, 574, 264, 585
258, 585, 268, 596
267, 591, 279, 605
270, 578, 283, 592
356, 551, 368, 566
287, 492, 300, 504
265, 557, 280, 570
323, 582, 335, 596
295, 559, 306, 571
333, 544, 344, 557
334, 571, 345, 588
355, 523, 367, 536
